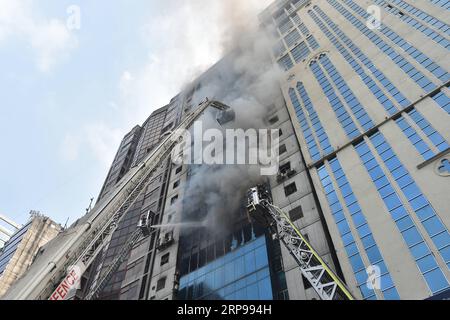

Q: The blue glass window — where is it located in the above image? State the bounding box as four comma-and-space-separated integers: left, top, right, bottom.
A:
318, 159, 400, 299
310, 57, 360, 139
327, 0, 448, 91
355, 136, 450, 293
430, 90, 450, 115
178, 236, 273, 300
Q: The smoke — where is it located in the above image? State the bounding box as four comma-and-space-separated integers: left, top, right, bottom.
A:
177, 2, 283, 235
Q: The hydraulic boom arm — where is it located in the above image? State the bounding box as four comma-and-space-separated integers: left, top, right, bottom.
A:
246, 185, 354, 300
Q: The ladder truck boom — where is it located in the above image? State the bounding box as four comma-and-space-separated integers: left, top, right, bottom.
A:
246, 185, 355, 300
84, 211, 154, 300
4, 99, 233, 300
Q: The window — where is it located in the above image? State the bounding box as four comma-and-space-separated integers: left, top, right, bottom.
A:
173, 180, 180, 189
284, 183, 297, 196
279, 128, 283, 136
161, 253, 170, 266
269, 115, 279, 125
279, 162, 291, 174
171, 195, 178, 205
279, 144, 287, 155
289, 206, 304, 221
156, 277, 166, 291
175, 166, 182, 174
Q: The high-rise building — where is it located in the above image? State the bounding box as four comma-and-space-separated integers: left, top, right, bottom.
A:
0, 212, 61, 297
6, 0, 447, 301
259, 0, 450, 299
78, 36, 344, 300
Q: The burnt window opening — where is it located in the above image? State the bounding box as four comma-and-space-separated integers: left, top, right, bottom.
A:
269, 115, 279, 125
173, 180, 180, 189
289, 206, 304, 221
279, 162, 291, 174
160, 253, 170, 266
171, 195, 179, 205
175, 166, 182, 174
284, 182, 297, 196
156, 277, 166, 291
279, 144, 287, 155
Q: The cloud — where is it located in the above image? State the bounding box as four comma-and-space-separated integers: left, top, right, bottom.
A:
0, 0, 78, 72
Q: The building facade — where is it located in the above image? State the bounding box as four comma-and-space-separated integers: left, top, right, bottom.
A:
79, 0, 449, 301
0, 212, 61, 297
259, 0, 450, 299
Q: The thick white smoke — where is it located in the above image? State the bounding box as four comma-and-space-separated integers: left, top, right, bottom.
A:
177, 3, 284, 235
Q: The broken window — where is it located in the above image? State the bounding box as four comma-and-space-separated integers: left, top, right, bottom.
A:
279, 162, 291, 174
156, 277, 166, 291
284, 182, 297, 196
160, 253, 170, 266
289, 205, 304, 221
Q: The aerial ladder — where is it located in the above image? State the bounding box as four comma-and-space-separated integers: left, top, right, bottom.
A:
246, 185, 355, 300
3, 99, 233, 300
84, 211, 154, 300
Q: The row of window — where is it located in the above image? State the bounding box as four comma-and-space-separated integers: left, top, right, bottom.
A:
341, 0, 449, 83
407, 109, 449, 154
327, 0, 439, 93
275, 12, 320, 70
310, 55, 361, 139
318, 158, 400, 299
277, 33, 321, 71
312, 41, 374, 132
310, 7, 401, 116
387, 0, 450, 36
313, 5, 411, 110
396, 116, 435, 161
427, 0, 450, 10
289, 81, 334, 162
289, 88, 321, 161
375, 0, 450, 49
430, 88, 450, 115
355, 132, 450, 293
297, 82, 334, 157
310, 5, 449, 162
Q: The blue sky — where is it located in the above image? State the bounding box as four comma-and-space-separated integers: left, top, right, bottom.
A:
0, 0, 271, 227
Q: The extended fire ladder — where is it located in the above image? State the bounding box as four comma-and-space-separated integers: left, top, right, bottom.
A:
246, 185, 354, 300
85, 211, 153, 300
43, 99, 234, 300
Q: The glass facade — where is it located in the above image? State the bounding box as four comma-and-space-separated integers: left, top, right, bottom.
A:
374, 0, 450, 49
328, 0, 448, 92
318, 158, 399, 300
178, 236, 273, 300
0, 221, 31, 277
263, 0, 450, 300
355, 132, 450, 294
310, 54, 361, 139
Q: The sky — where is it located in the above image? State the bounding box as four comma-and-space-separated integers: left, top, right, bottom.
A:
0, 0, 274, 228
